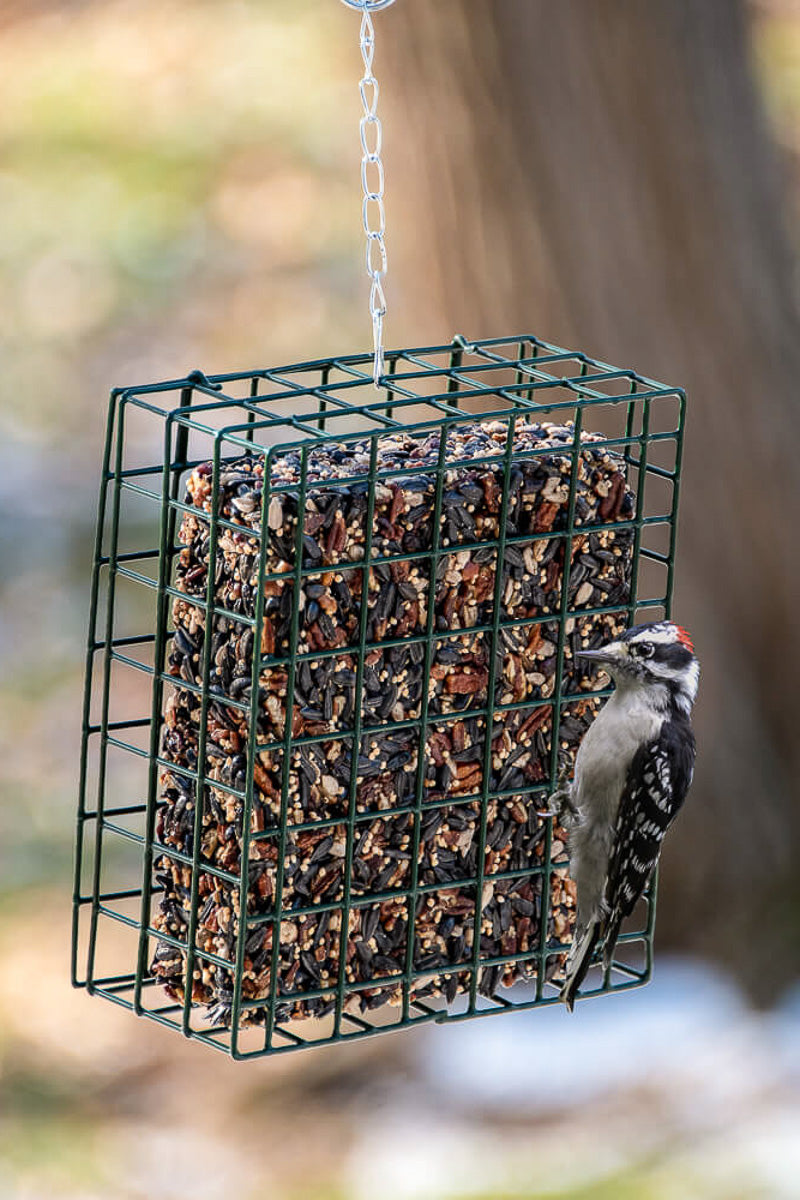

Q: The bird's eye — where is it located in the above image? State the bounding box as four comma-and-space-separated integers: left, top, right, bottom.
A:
637, 641, 655, 659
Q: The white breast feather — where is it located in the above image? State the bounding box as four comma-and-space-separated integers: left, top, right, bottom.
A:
573, 690, 664, 827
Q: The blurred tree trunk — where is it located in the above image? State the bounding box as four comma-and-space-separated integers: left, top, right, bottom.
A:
384, 0, 800, 1001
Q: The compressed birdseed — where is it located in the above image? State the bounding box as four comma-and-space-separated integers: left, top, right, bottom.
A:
151, 420, 635, 1026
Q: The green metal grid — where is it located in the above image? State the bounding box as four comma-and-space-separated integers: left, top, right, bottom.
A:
72, 332, 686, 1059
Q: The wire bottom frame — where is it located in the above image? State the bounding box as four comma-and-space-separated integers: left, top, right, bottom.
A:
73, 333, 684, 1058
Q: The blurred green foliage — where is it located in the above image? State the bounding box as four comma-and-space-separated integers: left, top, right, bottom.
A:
0, 0, 361, 900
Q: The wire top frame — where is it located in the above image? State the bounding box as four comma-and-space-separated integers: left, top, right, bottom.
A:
73, 333, 686, 1059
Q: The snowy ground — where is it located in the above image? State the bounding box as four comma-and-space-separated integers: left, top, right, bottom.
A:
347, 959, 800, 1200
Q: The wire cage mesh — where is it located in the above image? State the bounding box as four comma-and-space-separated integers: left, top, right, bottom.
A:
73, 333, 685, 1059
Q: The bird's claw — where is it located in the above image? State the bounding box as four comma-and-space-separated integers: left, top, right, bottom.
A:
545, 769, 578, 824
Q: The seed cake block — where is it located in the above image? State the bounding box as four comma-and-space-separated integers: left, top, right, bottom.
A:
152, 420, 635, 1025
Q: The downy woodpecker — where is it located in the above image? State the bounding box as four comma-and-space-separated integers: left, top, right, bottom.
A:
552, 621, 699, 1011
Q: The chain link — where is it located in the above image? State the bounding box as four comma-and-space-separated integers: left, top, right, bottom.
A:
341, 0, 393, 385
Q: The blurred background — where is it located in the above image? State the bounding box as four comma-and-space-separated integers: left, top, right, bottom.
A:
1, 0, 799, 1196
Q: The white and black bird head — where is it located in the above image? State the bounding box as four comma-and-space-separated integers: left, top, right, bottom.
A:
577, 621, 699, 715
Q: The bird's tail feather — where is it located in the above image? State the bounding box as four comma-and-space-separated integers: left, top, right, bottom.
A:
560, 921, 601, 1012
602, 913, 624, 972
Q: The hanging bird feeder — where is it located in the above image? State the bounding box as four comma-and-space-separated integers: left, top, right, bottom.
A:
72, 0, 686, 1058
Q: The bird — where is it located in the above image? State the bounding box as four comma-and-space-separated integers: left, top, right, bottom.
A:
549, 621, 699, 1012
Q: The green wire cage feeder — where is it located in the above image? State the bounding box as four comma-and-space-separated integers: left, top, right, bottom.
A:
72, 1, 687, 1059
73, 334, 685, 1059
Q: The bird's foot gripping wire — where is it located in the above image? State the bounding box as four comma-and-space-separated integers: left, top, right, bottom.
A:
544, 766, 578, 825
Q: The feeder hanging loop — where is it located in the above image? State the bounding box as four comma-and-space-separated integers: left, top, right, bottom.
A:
339, 0, 397, 16
340, 0, 395, 385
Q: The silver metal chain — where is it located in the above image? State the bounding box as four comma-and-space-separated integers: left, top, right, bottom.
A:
340, 0, 395, 385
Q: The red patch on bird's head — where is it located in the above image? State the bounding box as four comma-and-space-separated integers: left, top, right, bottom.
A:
673, 625, 694, 653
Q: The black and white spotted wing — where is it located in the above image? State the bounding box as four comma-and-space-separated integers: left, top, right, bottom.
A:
601, 716, 696, 963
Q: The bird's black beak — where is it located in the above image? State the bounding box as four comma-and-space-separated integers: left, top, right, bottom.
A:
575, 648, 618, 665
